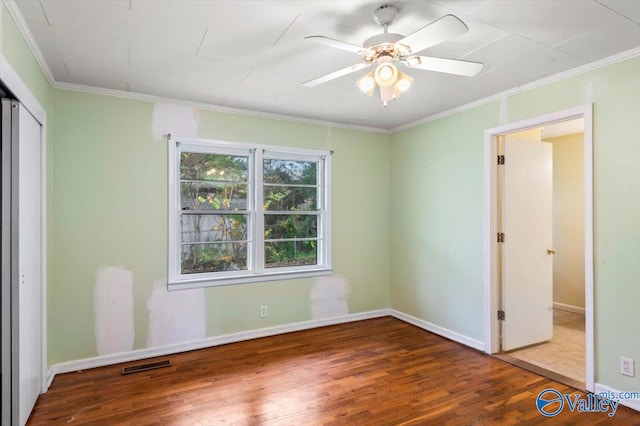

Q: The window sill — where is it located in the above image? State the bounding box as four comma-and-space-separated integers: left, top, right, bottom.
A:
168, 268, 333, 291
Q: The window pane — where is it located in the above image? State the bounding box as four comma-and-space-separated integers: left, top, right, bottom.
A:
181, 214, 248, 243
180, 182, 247, 211
263, 159, 317, 185
181, 152, 248, 182
265, 214, 317, 239
181, 243, 248, 274
264, 186, 317, 211
265, 240, 317, 268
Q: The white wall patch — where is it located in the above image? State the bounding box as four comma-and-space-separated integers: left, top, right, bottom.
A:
581, 78, 602, 103
146, 280, 206, 347
151, 103, 199, 141
310, 276, 350, 320
94, 267, 135, 356
499, 97, 509, 125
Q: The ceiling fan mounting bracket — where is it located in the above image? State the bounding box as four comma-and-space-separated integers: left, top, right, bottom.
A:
373, 5, 399, 28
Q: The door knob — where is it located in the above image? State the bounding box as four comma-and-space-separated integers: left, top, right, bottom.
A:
547, 248, 557, 255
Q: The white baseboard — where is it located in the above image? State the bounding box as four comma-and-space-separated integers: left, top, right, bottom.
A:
594, 383, 640, 412
553, 301, 586, 315
390, 309, 485, 352
48, 309, 391, 381
47, 308, 486, 387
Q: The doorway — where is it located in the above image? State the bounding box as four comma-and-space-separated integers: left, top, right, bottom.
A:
483, 105, 594, 392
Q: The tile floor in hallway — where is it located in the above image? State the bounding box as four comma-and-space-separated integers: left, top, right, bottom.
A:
507, 308, 585, 383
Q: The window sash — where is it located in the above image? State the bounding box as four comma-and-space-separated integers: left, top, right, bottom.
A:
169, 137, 331, 288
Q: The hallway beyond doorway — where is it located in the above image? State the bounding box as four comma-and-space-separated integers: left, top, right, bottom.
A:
501, 308, 585, 388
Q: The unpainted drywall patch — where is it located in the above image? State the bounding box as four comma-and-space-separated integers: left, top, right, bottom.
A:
146, 280, 206, 347
151, 103, 199, 141
581, 78, 602, 103
94, 266, 135, 355
310, 275, 350, 319
499, 97, 509, 125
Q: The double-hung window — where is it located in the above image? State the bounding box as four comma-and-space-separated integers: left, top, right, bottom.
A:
168, 137, 331, 289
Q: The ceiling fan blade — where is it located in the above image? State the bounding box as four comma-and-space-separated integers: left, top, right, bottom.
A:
404, 56, 483, 77
397, 15, 469, 54
302, 63, 372, 87
304, 35, 368, 55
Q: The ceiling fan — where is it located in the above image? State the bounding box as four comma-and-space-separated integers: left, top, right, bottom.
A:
302, 5, 483, 106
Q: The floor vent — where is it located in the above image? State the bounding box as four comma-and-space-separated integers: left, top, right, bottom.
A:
121, 360, 172, 375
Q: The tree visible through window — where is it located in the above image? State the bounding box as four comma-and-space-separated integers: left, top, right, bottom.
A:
263, 159, 319, 268
180, 152, 249, 274
169, 138, 331, 288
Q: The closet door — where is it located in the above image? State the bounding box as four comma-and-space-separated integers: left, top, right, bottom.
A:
1, 99, 43, 426
17, 102, 44, 425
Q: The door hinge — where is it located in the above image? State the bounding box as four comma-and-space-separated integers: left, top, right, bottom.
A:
497, 232, 505, 243
498, 310, 506, 321
497, 155, 505, 165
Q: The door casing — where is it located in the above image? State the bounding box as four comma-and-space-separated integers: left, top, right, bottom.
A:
483, 104, 594, 392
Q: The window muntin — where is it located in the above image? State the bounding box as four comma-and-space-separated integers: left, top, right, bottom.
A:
169, 139, 331, 288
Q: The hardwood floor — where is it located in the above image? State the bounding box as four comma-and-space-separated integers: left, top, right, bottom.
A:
28, 317, 640, 425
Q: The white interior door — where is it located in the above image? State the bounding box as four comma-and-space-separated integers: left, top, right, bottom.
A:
502, 136, 553, 351
18, 103, 43, 424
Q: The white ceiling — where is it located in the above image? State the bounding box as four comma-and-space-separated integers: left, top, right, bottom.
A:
15, 0, 640, 130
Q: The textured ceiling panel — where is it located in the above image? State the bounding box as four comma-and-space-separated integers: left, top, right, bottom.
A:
15, 0, 640, 130
40, 0, 206, 54
470, 0, 621, 47
553, 18, 640, 62
596, 0, 640, 24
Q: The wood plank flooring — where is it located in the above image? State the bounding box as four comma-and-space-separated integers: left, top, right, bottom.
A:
27, 317, 640, 425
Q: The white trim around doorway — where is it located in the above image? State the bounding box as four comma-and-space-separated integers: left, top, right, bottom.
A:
482, 104, 594, 392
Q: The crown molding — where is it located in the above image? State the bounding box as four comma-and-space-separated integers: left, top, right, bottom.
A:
53, 81, 391, 134
2, 0, 56, 86
390, 47, 640, 133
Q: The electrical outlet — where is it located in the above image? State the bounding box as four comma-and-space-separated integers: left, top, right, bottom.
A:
260, 305, 268, 318
621, 357, 635, 377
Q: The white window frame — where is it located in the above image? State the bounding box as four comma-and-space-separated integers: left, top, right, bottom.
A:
168, 136, 332, 290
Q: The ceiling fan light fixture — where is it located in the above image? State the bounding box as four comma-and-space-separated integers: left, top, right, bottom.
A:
394, 70, 414, 93
374, 62, 398, 87
379, 85, 396, 103
356, 71, 376, 96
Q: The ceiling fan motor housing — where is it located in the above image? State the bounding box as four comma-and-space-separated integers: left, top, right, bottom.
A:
363, 6, 409, 64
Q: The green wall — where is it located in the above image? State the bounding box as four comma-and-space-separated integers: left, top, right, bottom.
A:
49, 90, 391, 363
390, 57, 640, 392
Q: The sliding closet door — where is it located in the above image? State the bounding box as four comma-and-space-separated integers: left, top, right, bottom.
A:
1, 99, 13, 426
17, 102, 43, 425
2, 99, 44, 426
